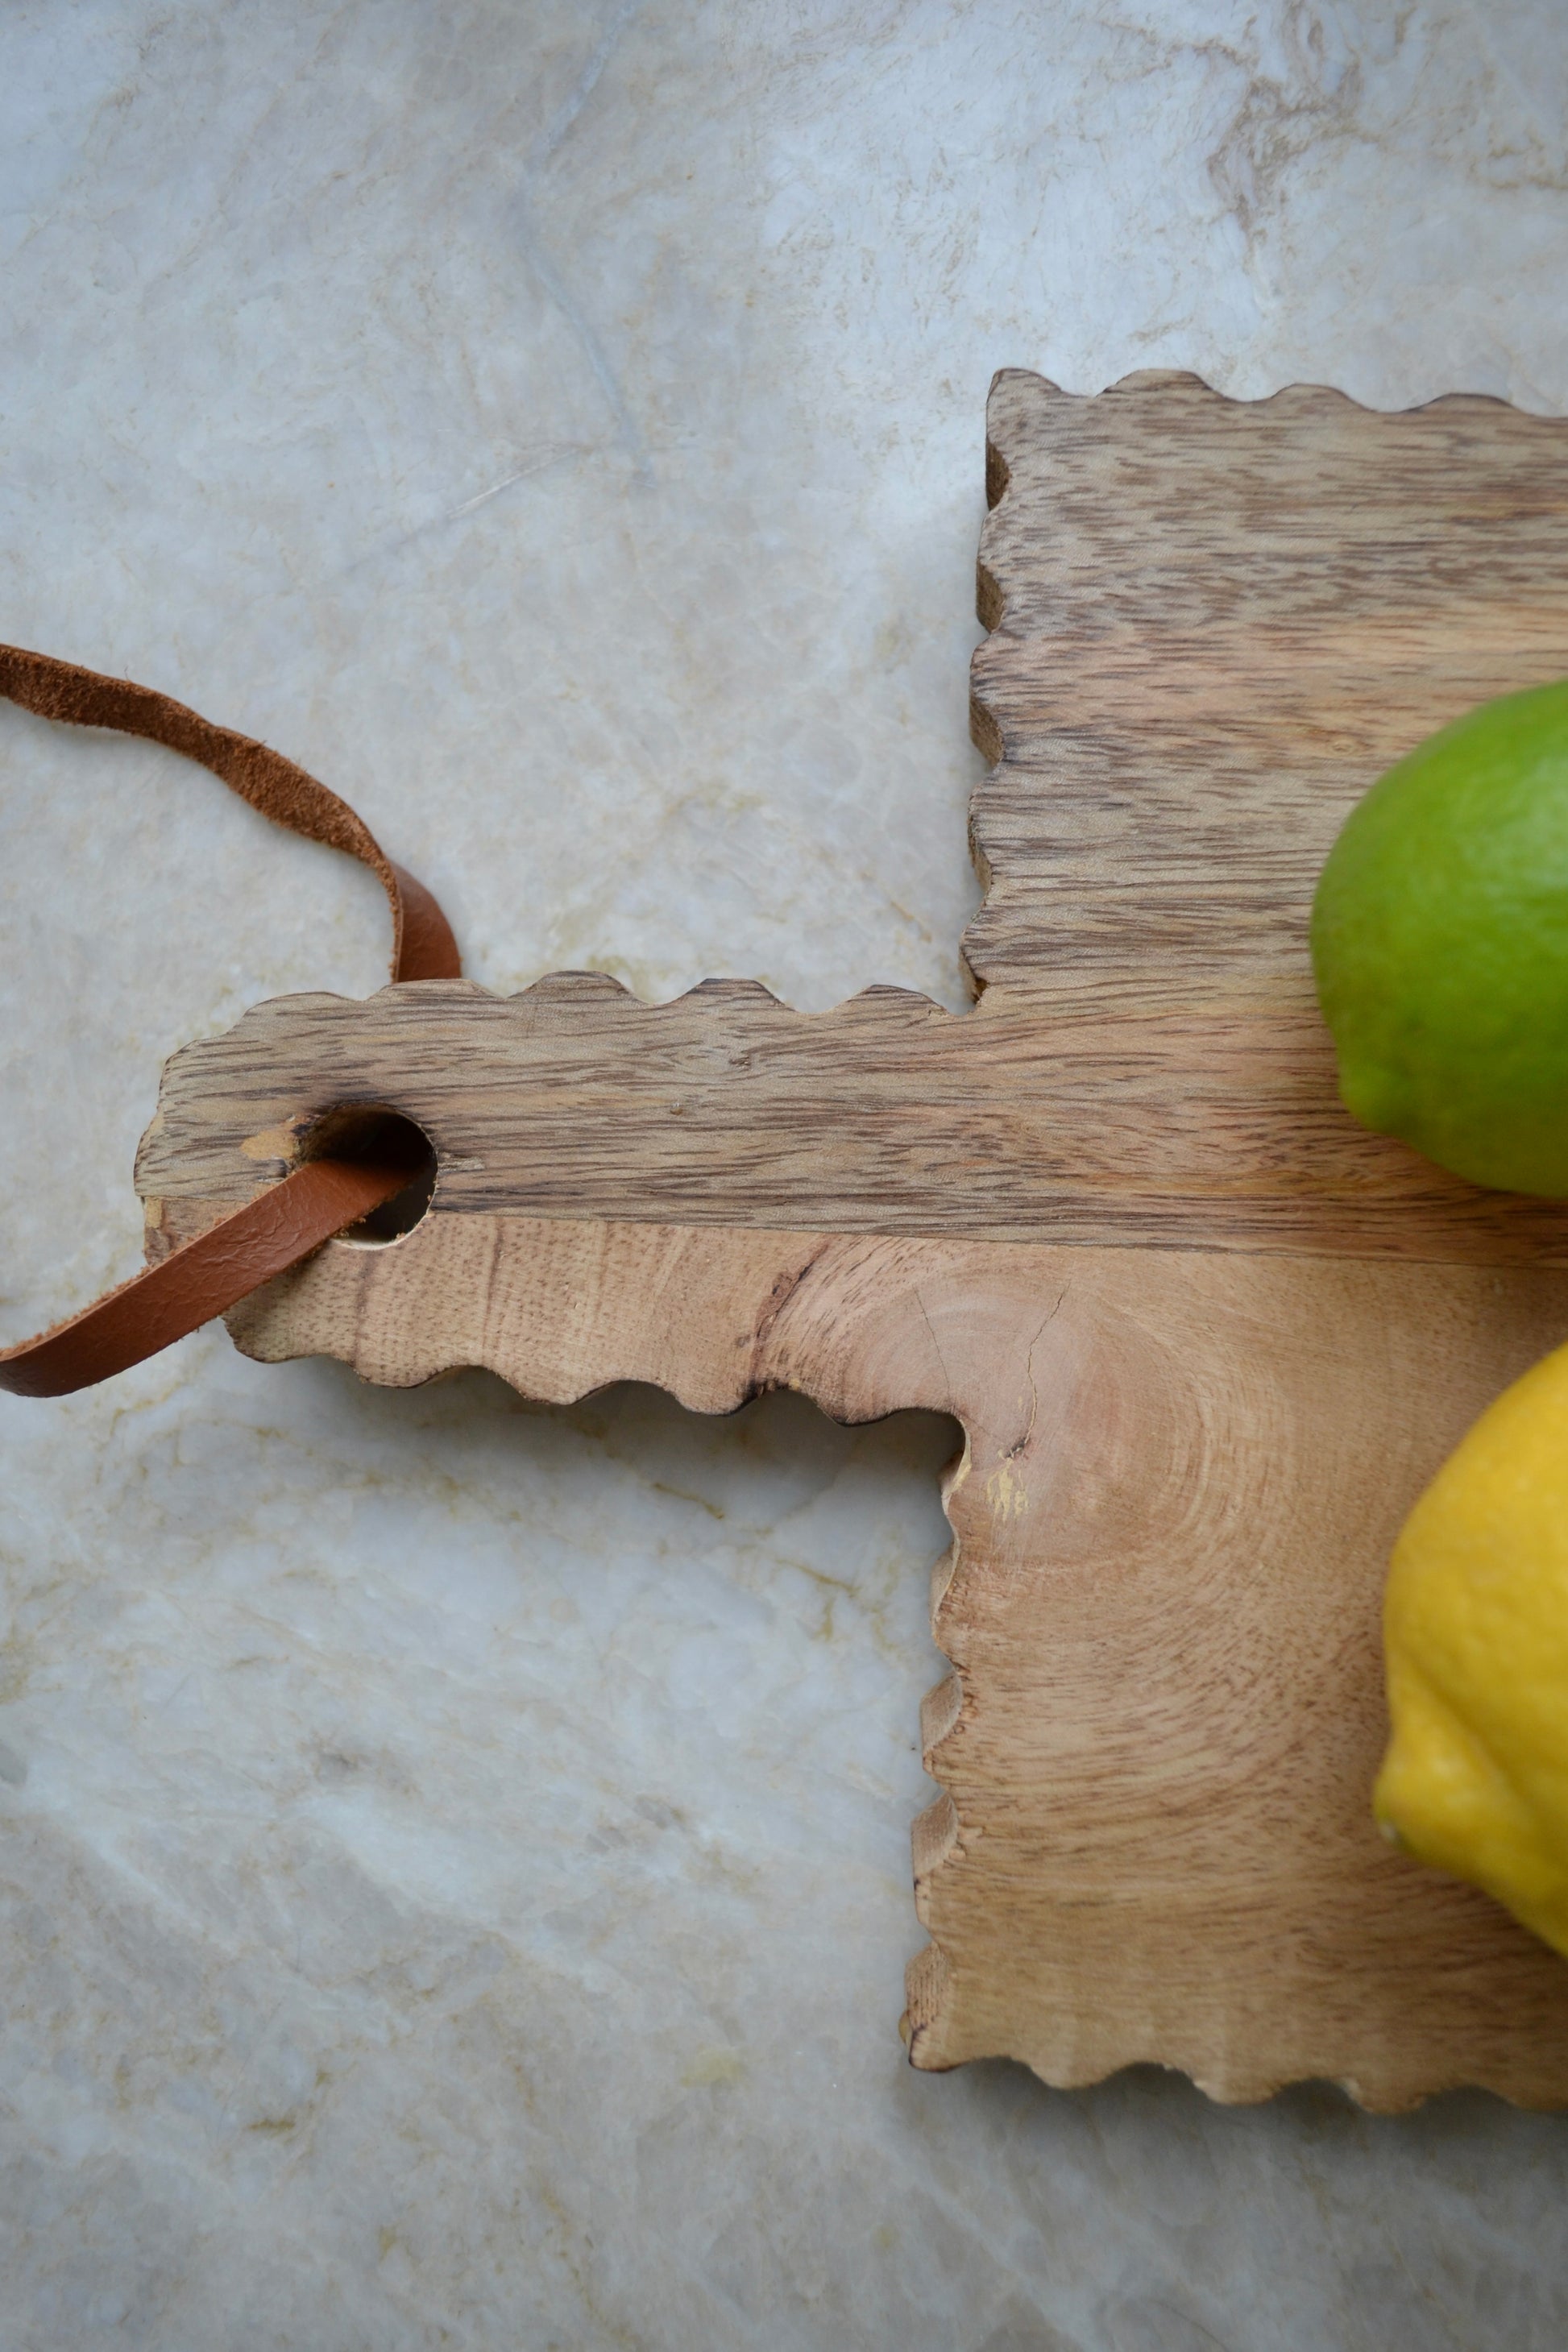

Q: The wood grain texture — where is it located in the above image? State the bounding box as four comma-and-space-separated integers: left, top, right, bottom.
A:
138, 973, 1568, 1262
139, 371, 1568, 2104
152, 1205, 1568, 2109
969, 372, 1568, 996
137, 374, 1568, 1262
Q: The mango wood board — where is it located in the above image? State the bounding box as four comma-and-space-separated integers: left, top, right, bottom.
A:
139, 371, 1568, 2108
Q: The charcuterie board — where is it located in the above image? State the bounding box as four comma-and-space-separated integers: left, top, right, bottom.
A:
137, 371, 1568, 2108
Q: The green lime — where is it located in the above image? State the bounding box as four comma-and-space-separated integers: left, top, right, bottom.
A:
1311, 679, 1568, 1197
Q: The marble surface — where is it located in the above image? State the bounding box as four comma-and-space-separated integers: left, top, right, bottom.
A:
4, 2, 1568, 2345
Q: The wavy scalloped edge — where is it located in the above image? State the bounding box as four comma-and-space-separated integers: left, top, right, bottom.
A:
141, 1200, 1568, 2113
960, 366, 1568, 1001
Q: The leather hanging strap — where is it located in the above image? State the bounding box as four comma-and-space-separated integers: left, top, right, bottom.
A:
0, 1152, 421, 1398
0, 644, 463, 1396
0, 642, 462, 982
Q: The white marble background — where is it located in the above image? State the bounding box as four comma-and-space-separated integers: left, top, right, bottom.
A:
3, 3, 1568, 2346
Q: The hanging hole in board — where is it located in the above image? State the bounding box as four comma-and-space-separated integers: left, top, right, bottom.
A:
297, 1105, 438, 1244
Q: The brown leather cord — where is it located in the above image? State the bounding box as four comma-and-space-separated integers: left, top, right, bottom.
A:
0, 645, 464, 1396
0, 1155, 418, 1397
0, 642, 462, 982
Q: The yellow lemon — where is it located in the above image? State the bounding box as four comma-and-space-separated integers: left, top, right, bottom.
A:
1376, 1338, 1568, 1954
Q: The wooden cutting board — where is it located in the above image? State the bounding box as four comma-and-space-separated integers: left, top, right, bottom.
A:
138, 371, 1568, 2109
